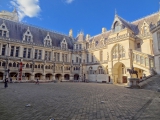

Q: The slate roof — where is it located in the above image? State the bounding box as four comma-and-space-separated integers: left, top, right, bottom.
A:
0, 18, 74, 49
88, 12, 159, 43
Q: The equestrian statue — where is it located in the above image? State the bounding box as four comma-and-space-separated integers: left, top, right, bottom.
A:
127, 66, 138, 78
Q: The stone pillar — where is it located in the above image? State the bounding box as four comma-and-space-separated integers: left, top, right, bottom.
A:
59, 52, 62, 62
42, 74, 45, 80
52, 74, 55, 80
70, 74, 74, 81
31, 73, 34, 80
61, 74, 64, 81
13, 46, 16, 57
32, 48, 35, 59
42, 49, 45, 60
19, 46, 23, 57
0, 43, 2, 55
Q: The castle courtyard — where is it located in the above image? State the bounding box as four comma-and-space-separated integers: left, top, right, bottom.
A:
0, 82, 160, 120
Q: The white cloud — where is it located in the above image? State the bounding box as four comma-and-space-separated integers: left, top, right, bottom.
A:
66, 0, 74, 4
10, 0, 41, 21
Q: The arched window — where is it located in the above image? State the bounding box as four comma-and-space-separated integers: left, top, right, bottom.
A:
9, 63, 12, 67
35, 65, 37, 68
26, 63, 29, 68
112, 44, 125, 60
17, 63, 19, 67
98, 66, 103, 74
114, 21, 122, 32
38, 64, 40, 68
13, 62, 16, 67
30, 64, 32, 68
89, 67, 93, 74
41, 65, 43, 69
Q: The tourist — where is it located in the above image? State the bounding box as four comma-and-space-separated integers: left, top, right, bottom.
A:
35, 78, 39, 84
10, 78, 12, 83
4, 78, 8, 88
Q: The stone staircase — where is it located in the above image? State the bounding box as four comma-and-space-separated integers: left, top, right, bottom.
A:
140, 75, 160, 91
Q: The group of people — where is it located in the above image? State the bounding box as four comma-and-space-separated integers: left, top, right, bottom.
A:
3, 78, 39, 88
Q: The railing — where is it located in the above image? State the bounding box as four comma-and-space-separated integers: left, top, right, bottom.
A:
132, 50, 154, 69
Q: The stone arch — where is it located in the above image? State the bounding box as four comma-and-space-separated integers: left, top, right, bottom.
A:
9, 62, 12, 67
64, 74, 70, 80
0, 72, 3, 80
13, 62, 16, 67
26, 63, 29, 68
25, 73, 31, 80
74, 74, 79, 80
46, 73, 52, 80
55, 74, 62, 81
35, 73, 43, 80
113, 62, 127, 83
10, 72, 17, 80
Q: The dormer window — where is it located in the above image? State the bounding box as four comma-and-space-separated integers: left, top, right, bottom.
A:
114, 21, 121, 32
23, 27, 33, 42
141, 21, 149, 35
61, 38, 68, 49
44, 33, 52, 46
2, 25, 5, 29
0, 22, 9, 37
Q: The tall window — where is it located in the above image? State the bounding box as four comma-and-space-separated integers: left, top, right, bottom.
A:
27, 49, 31, 58
91, 53, 94, 62
159, 57, 160, 70
137, 43, 141, 48
2, 45, 6, 56
112, 44, 125, 60
76, 57, 78, 63
65, 54, 67, 62
79, 44, 82, 49
57, 53, 60, 61
114, 21, 121, 32
98, 66, 103, 74
87, 54, 89, 63
34, 49, 38, 59
54, 53, 56, 61
62, 54, 64, 62
157, 32, 160, 50
23, 48, 27, 58
15, 47, 19, 57
89, 67, 93, 74
38, 50, 42, 59
100, 51, 103, 61
10, 46, 14, 57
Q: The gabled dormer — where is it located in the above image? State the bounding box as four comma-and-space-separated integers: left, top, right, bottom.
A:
61, 38, 68, 49
0, 21, 9, 37
111, 14, 130, 33
44, 32, 52, 46
141, 20, 149, 35
23, 27, 33, 42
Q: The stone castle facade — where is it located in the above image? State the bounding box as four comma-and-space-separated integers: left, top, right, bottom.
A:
0, 9, 159, 83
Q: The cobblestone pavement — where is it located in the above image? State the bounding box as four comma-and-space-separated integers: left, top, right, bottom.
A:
0, 82, 160, 120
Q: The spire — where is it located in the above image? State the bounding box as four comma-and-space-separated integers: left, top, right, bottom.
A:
115, 8, 117, 17
13, 7, 17, 13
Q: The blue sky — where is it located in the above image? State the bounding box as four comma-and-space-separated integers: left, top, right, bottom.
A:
0, 0, 159, 37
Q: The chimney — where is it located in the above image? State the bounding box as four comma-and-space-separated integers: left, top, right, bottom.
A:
102, 27, 107, 33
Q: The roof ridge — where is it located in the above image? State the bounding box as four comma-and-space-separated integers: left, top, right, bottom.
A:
131, 11, 158, 23
0, 17, 69, 37
90, 30, 111, 39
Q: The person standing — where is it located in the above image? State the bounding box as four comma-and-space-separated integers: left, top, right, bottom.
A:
35, 78, 39, 85
4, 78, 8, 88
10, 78, 12, 83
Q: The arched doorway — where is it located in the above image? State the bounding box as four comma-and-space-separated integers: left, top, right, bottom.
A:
0, 72, 3, 80
55, 74, 62, 81
46, 74, 52, 80
25, 73, 31, 80
74, 74, 79, 80
64, 74, 70, 80
10, 72, 17, 80
113, 62, 127, 83
35, 73, 42, 80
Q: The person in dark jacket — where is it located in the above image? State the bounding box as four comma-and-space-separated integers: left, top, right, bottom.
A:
4, 78, 8, 88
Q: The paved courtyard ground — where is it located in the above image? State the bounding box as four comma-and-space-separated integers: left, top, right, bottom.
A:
0, 82, 160, 120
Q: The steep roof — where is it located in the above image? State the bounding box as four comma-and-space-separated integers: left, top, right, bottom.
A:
0, 18, 74, 49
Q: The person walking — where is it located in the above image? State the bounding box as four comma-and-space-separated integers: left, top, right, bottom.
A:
10, 78, 12, 83
35, 78, 39, 85
4, 78, 8, 88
